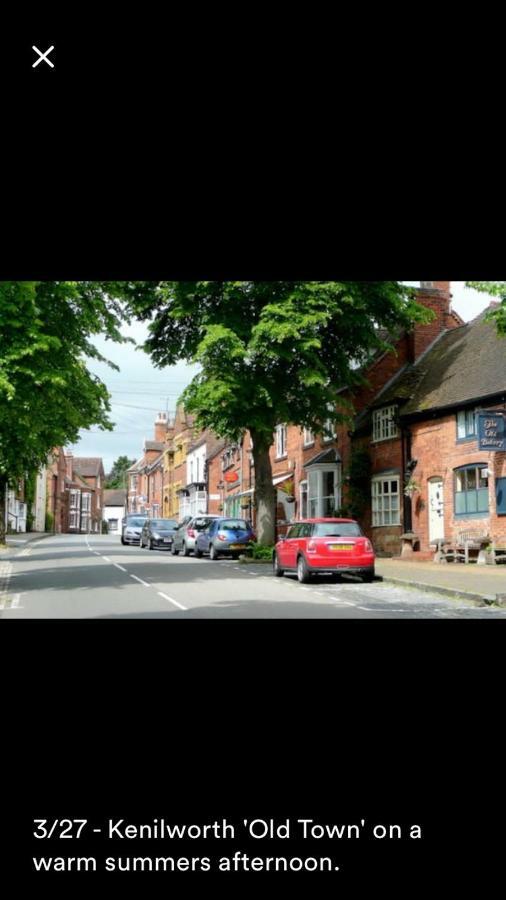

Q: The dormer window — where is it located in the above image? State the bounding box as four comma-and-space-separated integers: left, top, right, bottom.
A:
372, 406, 399, 442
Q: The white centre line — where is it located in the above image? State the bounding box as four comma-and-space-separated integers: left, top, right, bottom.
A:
130, 574, 150, 587
102, 556, 111, 562
114, 564, 127, 573
157, 591, 187, 611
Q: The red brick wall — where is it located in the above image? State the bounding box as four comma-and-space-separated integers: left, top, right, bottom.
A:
410, 414, 506, 551
207, 453, 224, 514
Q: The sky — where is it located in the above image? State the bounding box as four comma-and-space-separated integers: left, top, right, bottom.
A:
69, 282, 494, 472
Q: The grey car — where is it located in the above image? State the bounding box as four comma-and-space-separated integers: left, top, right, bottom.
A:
121, 515, 147, 545
171, 514, 222, 556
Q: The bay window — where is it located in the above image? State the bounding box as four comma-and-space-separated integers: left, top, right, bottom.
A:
306, 465, 341, 517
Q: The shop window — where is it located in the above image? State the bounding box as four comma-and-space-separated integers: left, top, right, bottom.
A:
454, 465, 489, 516
456, 409, 477, 441
371, 476, 400, 526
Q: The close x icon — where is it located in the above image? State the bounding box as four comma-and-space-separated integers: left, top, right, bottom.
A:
32, 45, 55, 68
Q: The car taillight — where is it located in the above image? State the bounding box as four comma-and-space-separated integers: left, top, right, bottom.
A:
364, 539, 373, 553
217, 533, 227, 541
187, 529, 195, 537
307, 541, 317, 553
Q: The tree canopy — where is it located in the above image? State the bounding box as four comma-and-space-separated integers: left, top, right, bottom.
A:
466, 282, 506, 335
0, 281, 128, 540
106, 456, 137, 489
127, 281, 430, 542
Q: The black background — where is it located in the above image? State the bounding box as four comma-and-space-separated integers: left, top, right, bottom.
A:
1, 12, 505, 896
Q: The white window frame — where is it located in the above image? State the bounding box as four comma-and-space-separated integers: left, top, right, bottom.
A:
372, 406, 399, 442
371, 475, 401, 527
81, 493, 91, 512
275, 424, 287, 458
306, 465, 341, 518
303, 427, 315, 447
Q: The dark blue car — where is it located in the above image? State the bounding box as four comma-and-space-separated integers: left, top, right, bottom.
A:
194, 517, 255, 560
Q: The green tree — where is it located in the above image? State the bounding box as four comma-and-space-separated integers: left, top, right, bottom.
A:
127, 281, 430, 544
466, 282, 506, 334
106, 456, 136, 489
0, 281, 128, 544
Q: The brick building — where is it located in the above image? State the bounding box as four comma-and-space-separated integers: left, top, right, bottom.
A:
356, 301, 506, 555
127, 413, 168, 515
46, 449, 103, 533
72, 456, 105, 532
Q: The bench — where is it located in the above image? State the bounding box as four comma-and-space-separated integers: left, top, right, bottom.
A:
433, 531, 490, 564
489, 542, 506, 565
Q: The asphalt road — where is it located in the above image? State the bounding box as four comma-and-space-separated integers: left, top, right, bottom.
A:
1, 534, 506, 618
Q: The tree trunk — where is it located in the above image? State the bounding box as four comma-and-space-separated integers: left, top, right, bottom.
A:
0, 474, 7, 545
250, 430, 276, 545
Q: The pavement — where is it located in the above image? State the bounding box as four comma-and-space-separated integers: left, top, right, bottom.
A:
376, 558, 506, 605
1, 533, 506, 618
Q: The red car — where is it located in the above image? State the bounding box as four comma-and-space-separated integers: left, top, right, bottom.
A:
273, 518, 375, 584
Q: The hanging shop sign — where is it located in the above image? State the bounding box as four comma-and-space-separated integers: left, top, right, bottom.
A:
477, 412, 506, 451
224, 470, 239, 483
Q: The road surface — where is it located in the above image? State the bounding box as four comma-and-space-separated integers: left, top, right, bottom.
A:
1, 534, 505, 618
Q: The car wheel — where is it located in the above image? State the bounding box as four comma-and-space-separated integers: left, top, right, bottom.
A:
183, 542, 191, 557
273, 553, 284, 577
362, 569, 375, 583
171, 543, 179, 556
297, 554, 311, 584
194, 547, 203, 558
121, 538, 126, 545
209, 544, 220, 561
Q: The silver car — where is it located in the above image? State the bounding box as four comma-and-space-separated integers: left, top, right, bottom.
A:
121, 515, 147, 545
171, 514, 222, 556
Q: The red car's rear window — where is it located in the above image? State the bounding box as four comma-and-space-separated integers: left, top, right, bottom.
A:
313, 522, 362, 537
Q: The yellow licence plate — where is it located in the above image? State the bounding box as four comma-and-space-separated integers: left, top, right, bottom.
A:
230, 544, 246, 550
329, 544, 351, 551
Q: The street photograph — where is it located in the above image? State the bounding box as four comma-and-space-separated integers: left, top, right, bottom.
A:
1, 280, 506, 618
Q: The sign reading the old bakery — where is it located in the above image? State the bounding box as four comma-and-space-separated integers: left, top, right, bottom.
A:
477, 411, 506, 451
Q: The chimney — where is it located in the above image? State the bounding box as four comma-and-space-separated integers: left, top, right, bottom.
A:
64, 451, 73, 481
409, 281, 453, 362
154, 411, 168, 442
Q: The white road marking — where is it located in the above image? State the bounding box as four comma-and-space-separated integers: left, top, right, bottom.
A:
102, 556, 111, 562
328, 596, 356, 606
130, 574, 150, 587
114, 564, 127, 573
157, 591, 187, 611
300, 586, 312, 592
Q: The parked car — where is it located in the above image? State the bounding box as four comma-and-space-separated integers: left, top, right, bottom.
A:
121, 514, 148, 545
273, 518, 375, 583
140, 518, 179, 550
194, 517, 255, 560
171, 514, 222, 556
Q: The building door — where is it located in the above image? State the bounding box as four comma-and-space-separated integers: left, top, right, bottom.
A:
428, 477, 444, 543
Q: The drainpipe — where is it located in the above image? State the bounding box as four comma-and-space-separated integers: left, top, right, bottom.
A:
402, 426, 413, 532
